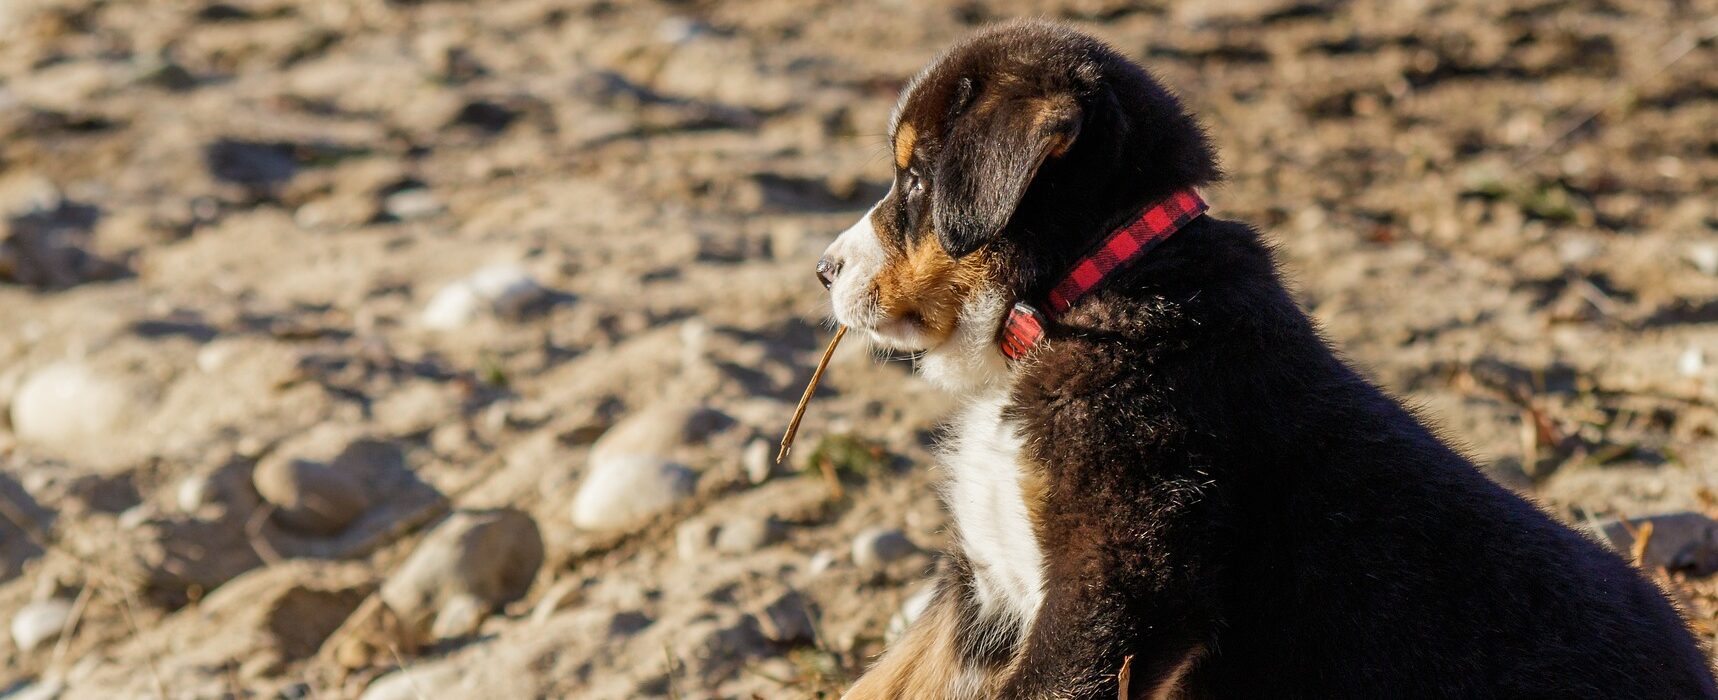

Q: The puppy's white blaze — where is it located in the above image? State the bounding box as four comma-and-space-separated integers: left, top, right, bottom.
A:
941, 392, 1045, 640
823, 204, 887, 332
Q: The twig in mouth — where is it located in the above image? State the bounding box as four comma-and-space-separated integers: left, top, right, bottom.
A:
1117, 654, 1134, 699
778, 326, 847, 465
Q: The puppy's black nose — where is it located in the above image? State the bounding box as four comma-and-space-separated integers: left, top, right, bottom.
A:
816, 257, 841, 289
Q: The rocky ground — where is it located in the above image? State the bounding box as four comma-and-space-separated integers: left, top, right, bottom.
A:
1, 0, 1716, 697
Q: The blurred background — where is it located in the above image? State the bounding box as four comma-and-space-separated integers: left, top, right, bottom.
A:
1, 0, 1716, 697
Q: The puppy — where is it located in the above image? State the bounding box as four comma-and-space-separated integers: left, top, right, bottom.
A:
818, 20, 1716, 699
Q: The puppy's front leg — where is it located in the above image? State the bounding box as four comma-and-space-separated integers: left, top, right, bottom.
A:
995, 482, 1220, 700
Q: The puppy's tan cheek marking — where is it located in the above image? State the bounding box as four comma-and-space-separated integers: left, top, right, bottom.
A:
872, 237, 993, 342
894, 122, 918, 170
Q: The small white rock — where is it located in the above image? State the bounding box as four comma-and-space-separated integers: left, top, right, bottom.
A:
293, 194, 375, 230
742, 438, 773, 485
806, 549, 838, 577
570, 455, 696, 532
421, 264, 548, 330
886, 586, 936, 644
680, 320, 710, 371
1554, 236, 1601, 265
466, 263, 545, 319
852, 528, 918, 572
676, 519, 717, 560
10, 363, 137, 446
420, 281, 484, 330
118, 504, 153, 530
383, 188, 443, 220
11, 598, 73, 653
570, 403, 727, 532
656, 16, 707, 44
1680, 346, 1706, 377
1687, 243, 1718, 277
176, 474, 218, 513
195, 340, 243, 374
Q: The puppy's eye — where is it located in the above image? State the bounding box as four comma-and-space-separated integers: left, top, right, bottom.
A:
906, 168, 924, 194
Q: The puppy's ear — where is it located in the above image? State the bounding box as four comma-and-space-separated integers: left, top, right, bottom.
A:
933, 91, 1082, 259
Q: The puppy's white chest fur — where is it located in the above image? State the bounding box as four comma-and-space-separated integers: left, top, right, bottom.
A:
941, 392, 1046, 632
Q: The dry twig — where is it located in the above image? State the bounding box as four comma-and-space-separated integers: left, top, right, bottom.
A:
1117, 654, 1134, 699
777, 326, 847, 465
1630, 521, 1655, 570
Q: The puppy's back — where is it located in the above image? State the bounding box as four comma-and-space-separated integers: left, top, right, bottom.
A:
1131, 219, 1717, 697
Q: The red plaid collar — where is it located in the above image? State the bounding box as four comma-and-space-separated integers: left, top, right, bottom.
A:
999, 188, 1208, 361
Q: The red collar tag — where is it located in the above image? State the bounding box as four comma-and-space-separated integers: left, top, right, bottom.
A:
999, 189, 1208, 361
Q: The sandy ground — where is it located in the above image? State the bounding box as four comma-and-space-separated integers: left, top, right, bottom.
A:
1, 0, 1716, 697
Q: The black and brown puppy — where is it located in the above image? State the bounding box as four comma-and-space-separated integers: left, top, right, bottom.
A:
818, 19, 1716, 700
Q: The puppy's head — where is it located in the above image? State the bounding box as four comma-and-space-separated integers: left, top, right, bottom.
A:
820, 20, 1218, 384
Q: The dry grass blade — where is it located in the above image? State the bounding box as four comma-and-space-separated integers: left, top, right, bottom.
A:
111, 585, 170, 700
1630, 521, 1655, 569
1117, 654, 1134, 699
246, 503, 285, 566
816, 454, 845, 502
778, 326, 847, 465
388, 641, 431, 700
48, 583, 95, 673
664, 644, 683, 700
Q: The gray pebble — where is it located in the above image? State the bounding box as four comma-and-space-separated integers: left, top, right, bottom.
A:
252, 457, 370, 536
380, 508, 545, 643
852, 527, 918, 571
755, 591, 814, 644
1590, 511, 1718, 575
713, 516, 782, 554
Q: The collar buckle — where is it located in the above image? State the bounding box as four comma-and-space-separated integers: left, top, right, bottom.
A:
1000, 302, 1049, 361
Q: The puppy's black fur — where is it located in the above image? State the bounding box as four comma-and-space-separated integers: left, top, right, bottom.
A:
1010, 219, 1717, 697
872, 20, 1716, 699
